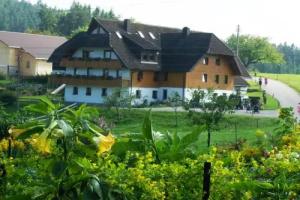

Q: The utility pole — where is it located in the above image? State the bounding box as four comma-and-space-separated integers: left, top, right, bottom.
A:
236, 24, 240, 56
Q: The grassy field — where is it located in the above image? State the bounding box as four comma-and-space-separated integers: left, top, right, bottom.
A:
102, 109, 278, 152
258, 73, 300, 93
247, 80, 280, 110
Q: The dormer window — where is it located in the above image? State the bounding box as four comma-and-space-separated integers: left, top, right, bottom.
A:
149, 32, 156, 39
116, 31, 122, 39
138, 31, 145, 38
141, 52, 158, 64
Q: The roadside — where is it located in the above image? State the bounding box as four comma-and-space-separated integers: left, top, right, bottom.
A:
258, 77, 300, 120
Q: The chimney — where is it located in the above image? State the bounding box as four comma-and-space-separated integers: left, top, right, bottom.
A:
124, 19, 132, 33
182, 27, 191, 37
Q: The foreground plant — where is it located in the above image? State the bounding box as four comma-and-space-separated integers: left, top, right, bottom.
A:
5, 97, 122, 199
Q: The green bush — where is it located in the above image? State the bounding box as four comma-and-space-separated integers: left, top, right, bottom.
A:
0, 73, 6, 80
0, 90, 17, 105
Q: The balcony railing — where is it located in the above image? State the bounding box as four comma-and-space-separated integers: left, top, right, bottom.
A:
60, 58, 122, 69
49, 74, 130, 87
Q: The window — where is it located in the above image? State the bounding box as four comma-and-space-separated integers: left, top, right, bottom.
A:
82, 50, 90, 60
149, 32, 156, 39
86, 87, 92, 96
87, 68, 92, 76
91, 26, 106, 34
202, 73, 208, 83
26, 61, 30, 69
103, 69, 109, 77
149, 54, 155, 61
142, 54, 148, 61
115, 31, 122, 39
153, 72, 159, 81
215, 75, 220, 84
163, 89, 168, 100
137, 71, 143, 81
203, 57, 209, 65
138, 31, 145, 38
152, 90, 158, 99
102, 88, 107, 97
163, 72, 168, 81
216, 57, 221, 66
136, 90, 141, 99
104, 50, 112, 59
74, 68, 77, 75
224, 75, 229, 84
72, 87, 78, 95
116, 70, 120, 78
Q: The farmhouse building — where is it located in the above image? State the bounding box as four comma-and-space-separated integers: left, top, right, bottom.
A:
0, 31, 66, 76
49, 18, 249, 104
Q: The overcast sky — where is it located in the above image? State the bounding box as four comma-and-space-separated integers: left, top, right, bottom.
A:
27, 0, 300, 46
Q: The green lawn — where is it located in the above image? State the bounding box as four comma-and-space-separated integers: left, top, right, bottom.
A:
102, 109, 278, 152
258, 73, 300, 93
247, 80, 279, 110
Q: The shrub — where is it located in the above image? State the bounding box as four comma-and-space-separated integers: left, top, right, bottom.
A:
0, 90, 17, 105
0, 73, 6, 80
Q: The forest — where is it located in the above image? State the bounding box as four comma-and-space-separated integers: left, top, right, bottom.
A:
0, 0, 118, 37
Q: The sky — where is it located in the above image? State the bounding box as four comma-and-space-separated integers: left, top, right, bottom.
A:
27, 0, 300, 46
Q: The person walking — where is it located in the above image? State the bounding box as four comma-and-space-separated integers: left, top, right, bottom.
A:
264, 77, 268, 85
258, 77, 262, 88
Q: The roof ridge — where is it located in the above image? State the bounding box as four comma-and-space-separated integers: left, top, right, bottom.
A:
0, 31, 66, 39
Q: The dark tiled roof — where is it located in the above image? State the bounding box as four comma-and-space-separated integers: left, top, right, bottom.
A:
0, 31, 66, 59
49, 32, 110, 62
50, 18, 249, 76
234, 76, 249, 87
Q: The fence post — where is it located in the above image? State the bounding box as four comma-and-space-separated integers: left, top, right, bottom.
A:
202, 162, 211, 200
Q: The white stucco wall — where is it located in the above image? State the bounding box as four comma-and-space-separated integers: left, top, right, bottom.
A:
65, 85, 119, 104
36, 60, 52, 75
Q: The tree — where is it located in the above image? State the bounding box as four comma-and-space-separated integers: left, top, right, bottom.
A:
167, 92, 183, 127
185, 90, 237, 147
104, 88, 134, 121
226, 34, 284, 68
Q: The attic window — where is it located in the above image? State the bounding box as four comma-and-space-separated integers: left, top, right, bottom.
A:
216, 57, 221, 66
138, 31, 145, 38
92, 26, 106, 34
116, 31, 122, 39
203, 57, 209, 65
149, 32, 156, 39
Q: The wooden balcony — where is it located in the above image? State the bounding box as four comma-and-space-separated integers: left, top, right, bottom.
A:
60, 58, 122, 69
49, 75, 131, 87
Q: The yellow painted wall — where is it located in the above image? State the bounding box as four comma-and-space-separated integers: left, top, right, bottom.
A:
0, 41, 10, 66
19, 52, 37, 76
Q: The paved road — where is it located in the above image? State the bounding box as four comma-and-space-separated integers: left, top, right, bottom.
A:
261, 78, 300, 120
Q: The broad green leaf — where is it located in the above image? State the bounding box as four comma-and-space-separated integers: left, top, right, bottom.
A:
16, 126, 44, 139
57, 120, 73, 137
51, 160, 67, 177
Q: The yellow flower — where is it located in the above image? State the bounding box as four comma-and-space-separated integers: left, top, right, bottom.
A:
0, 139, 9, 151
29, 134, 51, 155
94, 133, 115, 155
8, 127, 27, 138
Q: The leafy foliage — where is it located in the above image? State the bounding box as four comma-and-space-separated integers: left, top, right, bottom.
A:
0, 0, 118, 37
185, 89, 237, 147
226, 34, 284, 68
